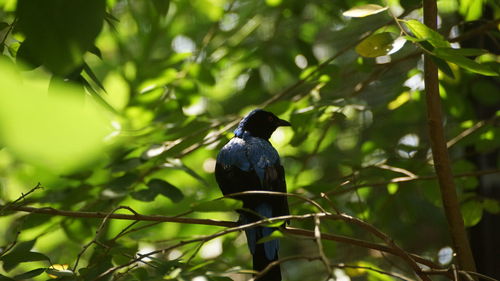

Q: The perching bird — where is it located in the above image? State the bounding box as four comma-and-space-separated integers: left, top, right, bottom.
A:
215, 109, 290, 281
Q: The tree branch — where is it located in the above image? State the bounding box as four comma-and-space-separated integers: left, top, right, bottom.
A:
423, 0, 476, 272
1, 204, 441, 271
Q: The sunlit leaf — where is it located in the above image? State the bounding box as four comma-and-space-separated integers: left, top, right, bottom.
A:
403, 20, 450, 48
257, 230, 284, 244
355, 32, 395, 58
0, 60, 114, 173
434, 47, 488, 57
0, 273, 15, 281
433, 49, 498, 76
387, 92, 411, 110
343, 4, 388, 18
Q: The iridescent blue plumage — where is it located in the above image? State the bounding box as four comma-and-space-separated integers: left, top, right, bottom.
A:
215, 109, 290, 281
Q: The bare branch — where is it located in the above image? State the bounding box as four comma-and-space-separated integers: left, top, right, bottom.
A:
0, 182, 43, 214
314, 215, 333, 277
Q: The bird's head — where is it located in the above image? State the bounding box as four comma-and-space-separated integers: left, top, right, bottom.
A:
234, 109, 291, 140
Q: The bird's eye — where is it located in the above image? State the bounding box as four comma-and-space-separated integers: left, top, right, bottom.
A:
268, 116, 274, 122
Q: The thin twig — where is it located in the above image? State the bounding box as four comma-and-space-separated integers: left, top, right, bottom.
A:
0, 183, 43, 214
73, 206, 141, 271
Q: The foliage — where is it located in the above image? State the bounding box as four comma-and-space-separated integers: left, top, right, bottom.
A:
0, 0, 499, 280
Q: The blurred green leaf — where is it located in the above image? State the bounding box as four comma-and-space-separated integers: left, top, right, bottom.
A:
257, 230, 284, 244
16, 0, 105, 74
108, 173, 140, 190
461, 200, 483, 227
0, 60, 114, 173
148, 178, 184, 203
1, 251, 49, 272
13, 268, 46, 280
131, 188, 158, 202
0, 273, 15, 281
355, 32, 394, 58
0, 22, 8, 31
152, 0, 170, 17
483, 199, 500, 214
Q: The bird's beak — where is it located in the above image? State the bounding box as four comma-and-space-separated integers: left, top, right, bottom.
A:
276, 118, 291, 127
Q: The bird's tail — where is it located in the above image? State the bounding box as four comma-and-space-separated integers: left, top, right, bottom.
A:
253, 241, 281, 281
242, 203, 282, 281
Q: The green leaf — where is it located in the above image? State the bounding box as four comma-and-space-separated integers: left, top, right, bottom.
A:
19, 214, 51, 230
263, 221, 286, 227
434, 47, 487, 57
148, 179, 184, 203
88, 45, 102, 59
1, 251, 49, 272
16, 0, 106, 75
13, 268, 45, 280
107, 173, 140, 190
191, 198, 243, 212
402, 35, 426, 43
0, 273, 15, 281
342, 4, 388, 18
433, 49, 498, 76
110, 157, 143, 173
15, 39, 42, 70
403, 20, 450, 48
257, 230, 284, 244
355, 32, 395, 58
0, 60, 114, 173
461, 200, 483, 227
131, 188, 158, 202
83, 63, 107, 93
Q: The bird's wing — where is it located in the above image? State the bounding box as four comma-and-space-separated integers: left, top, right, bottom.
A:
216, 136, 289, 215
215, 137, 261, 196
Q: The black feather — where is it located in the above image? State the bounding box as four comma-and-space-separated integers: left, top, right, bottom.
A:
215, 109, 290, 281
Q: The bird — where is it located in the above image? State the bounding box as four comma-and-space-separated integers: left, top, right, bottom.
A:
215, 109, 290, 281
